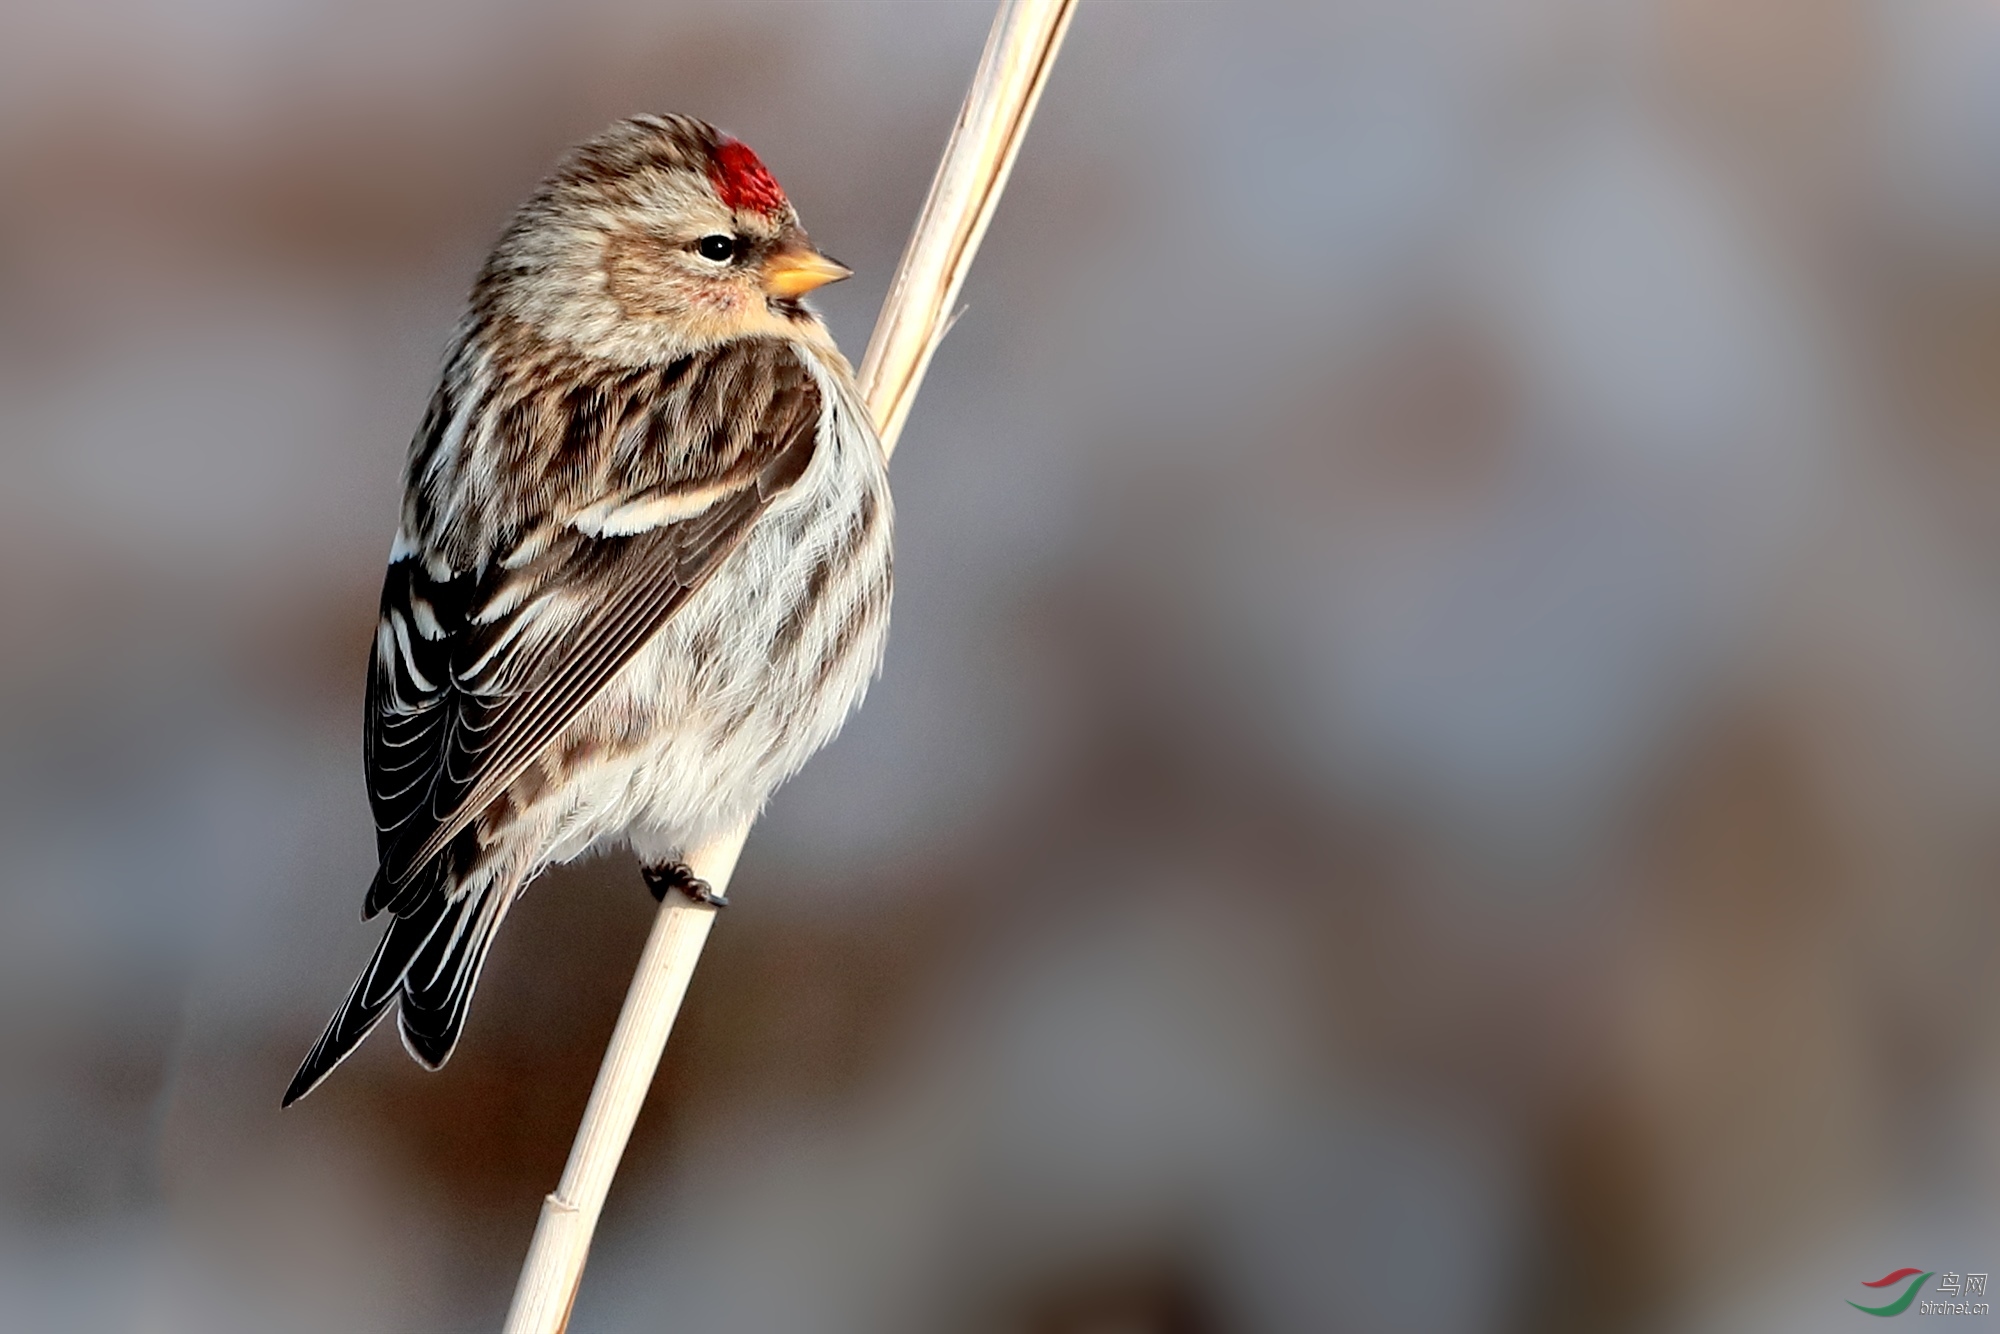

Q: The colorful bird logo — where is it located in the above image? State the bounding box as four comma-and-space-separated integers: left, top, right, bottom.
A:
1849, 1268, 1932, 1317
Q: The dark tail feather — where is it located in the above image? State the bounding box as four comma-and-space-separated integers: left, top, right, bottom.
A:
398, 881, 513, 1069
365, 834, 468, 921
282, 888, 455, 1107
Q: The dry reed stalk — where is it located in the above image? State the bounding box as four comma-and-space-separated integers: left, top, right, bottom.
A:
499, 3, 1076, 1329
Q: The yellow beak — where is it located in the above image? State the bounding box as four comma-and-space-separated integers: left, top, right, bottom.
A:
761, 245, 853, 299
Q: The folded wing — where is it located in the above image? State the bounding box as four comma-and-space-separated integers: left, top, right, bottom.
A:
366, 337, 823, 912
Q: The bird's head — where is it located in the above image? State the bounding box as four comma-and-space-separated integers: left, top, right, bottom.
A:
477, 114, 852, 363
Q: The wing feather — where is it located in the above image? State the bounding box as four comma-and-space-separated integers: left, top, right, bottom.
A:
363, 337, 823, 903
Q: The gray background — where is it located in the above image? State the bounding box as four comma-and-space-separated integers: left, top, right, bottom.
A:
3, 1, 1999, 1330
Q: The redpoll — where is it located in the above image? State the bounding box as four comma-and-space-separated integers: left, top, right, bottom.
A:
284, 115, 892, 1106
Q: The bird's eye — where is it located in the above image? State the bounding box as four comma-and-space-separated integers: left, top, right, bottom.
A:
696, 234, 737, 262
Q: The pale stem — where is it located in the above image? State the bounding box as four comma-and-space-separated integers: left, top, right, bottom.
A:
499, 3, 1076, 1330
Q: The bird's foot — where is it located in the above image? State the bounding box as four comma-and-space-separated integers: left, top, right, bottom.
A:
642, 860, 729, 909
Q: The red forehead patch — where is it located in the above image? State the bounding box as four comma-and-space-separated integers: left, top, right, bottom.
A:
710, 138, 788, 216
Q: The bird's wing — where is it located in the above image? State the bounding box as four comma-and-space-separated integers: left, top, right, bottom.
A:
364, 338, 824, 911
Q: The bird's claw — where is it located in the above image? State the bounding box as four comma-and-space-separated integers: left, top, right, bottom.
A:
642, 861, 729, 909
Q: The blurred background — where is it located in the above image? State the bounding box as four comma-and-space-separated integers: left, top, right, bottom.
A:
3, 0, 1999, 1330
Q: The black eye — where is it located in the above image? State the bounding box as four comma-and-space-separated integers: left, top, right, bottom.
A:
697, 234, 737, 262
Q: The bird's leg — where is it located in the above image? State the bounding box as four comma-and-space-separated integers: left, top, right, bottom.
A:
642, 860, 729, 909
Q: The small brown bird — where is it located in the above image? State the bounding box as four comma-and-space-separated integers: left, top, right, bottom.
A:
283, 115, 892, 1105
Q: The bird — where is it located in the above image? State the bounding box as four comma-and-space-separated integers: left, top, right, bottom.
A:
282, 114, 893, 1107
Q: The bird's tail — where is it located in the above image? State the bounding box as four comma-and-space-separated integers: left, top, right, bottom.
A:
282, 875, 517, 1107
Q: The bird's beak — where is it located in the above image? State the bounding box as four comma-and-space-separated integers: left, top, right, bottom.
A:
760, 241, 852, 299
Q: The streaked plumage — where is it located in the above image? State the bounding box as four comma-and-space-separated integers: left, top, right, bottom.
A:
285, 115, 891, 1105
